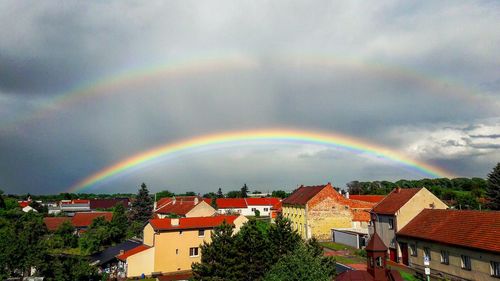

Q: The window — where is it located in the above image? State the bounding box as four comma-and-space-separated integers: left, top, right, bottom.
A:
491, 261, 500, 277
179, 230, 183, 235
388, 218, 394, 229
251, 208, 256, 212
198, 229, 205, 237
376, 256, 383, 267
189, 247, 199, 257
176, 249, 178, 255
461, 255, 471, 270
369, 257, 374, 268
264, 208, 269, 211
410, 244, 417, 257
440, 250, 449, 265
424, 247, 431, 261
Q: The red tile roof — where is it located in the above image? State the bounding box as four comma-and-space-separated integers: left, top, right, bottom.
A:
216, 198, 247, 208
397, 209, 500, 254
116, 245, 151, 261
156, 201, 199, 215
89, 198, 128, 209
245, 197, 281, 206
336, 270, 374, 281
282, 184, 327, 205
44, 217, 72, 231
371, 188, 421, 215
72, 212, 113, 228
19, 201, 30, 208
156, 196, 201, 207
352, 210, 371, 222
349, 195, 385, 203
149, 215, 239, 231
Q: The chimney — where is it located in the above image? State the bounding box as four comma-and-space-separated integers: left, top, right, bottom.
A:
119, 250, 124, 255
171, 218, 179, 226
395, 187, 401, 193
345, 191, 349, 199
172, 196, 176, 204
194, 197, 199, 204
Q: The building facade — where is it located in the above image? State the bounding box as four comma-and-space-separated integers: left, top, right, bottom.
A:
397, 209, 500, 281
369, 187, 447, 263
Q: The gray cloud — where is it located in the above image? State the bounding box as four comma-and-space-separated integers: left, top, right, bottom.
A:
0, 1, 499, 194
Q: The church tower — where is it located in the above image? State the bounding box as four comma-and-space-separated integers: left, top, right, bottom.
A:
366, 233, 389, 281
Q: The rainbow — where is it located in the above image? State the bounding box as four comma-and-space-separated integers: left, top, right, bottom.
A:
3, 53, 494, 132
68, 129, 457, 192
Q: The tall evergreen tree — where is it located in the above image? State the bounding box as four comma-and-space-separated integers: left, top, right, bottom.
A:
192, 221, 240, 281
129, 183, 153, 224
268, 214, 301, 263
0, 189, 5, 209
235, 220, 272, 281
216, 188, 224, 198
486, 163, 500, 210
241, 184, 249, 198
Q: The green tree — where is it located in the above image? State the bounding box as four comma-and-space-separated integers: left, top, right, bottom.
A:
235, 220, 271, 281
55, 220, 78, 248
268, 214, 301, 262
37, 254, 99, 281
109, 204, 128, 243
156, 190, 175, 201
192, 221, 240, 281
263, 243, 335, 281
79, 216, 111, 254
217, 188, 224, 198
241, 184, 249, 198
226, 190, 242, 198
486, 163, 500, 210
0, 189, 5, 209
129, 183, 153, 224
271, 190, 287, 198
456, 193, 479, 210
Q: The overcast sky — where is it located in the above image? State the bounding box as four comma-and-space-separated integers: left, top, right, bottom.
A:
0, 1, 499, 195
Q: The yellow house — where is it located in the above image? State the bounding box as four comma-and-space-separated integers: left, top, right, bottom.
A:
282, 183, 374, 241
118, 215, 248, 278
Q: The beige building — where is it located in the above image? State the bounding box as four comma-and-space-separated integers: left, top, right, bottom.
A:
118, 215, 248, 278
397, 209, 500, 281
369, 187, 447, 263
282, 183, 375, 240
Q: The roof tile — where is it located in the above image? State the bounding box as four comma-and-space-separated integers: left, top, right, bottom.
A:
149, 215, 239, 231
371, 188, 421, 215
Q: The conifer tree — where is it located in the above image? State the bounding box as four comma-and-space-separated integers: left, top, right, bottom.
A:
216, 188, 224, 198
192, 221, 240, 281
241, 184, 249, 198
268, 213, 301, 263
129, 183, 153, 224
235, 220, 272, 281
486, 163, 500, 210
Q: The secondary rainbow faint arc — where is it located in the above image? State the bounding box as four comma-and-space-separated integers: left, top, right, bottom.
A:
68, 129, 457, 192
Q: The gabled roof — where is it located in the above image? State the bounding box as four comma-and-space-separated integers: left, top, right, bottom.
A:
18, 201, 31, 208
371, 188, 421, 215
366, 233, 387, 252
116, 244, 151, 261
245, 197, 281, 206
90, 198, 128, 210
349, 195, 385, 203
72, 212, 113, 228
216, 198, 247, 208
155, 200, 200, 215
62, 199, 90, 205
282, 184, 327, 205
149, 215, 239, 231
44, 217, 72, 231
397, 209, 500, 253
352, 210, 371, 222
156, 196, 202, 207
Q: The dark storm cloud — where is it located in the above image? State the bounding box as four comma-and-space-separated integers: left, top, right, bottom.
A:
0, 1, 499, 194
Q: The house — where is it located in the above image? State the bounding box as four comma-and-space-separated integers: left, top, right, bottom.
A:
118, 215, 248, 278
90, 239, 142, 278
397, 209, 500, 281
72, 212, 113, 233
60, 199, 91, 213
154, 196, 216, 218
369, 187, 447, 263
89, 198, 129, 210
282, 183, 375, 240
43, 217, 72, 232
336, 233, 403, 281
215, 198, 250, 215
245, 197, 281, 216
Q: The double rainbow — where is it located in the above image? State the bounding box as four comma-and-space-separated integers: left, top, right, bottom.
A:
68, 129, 457, 192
